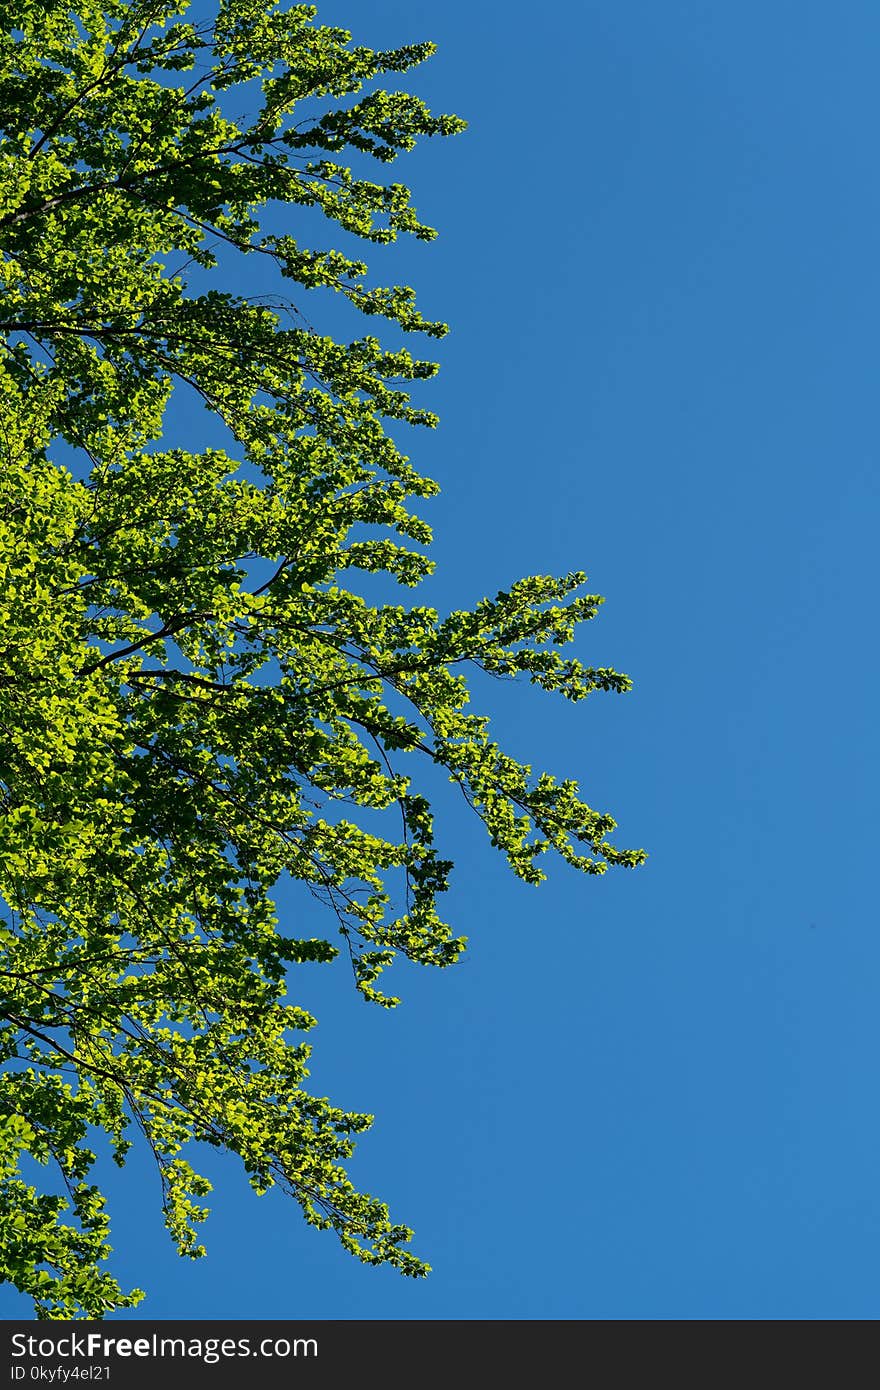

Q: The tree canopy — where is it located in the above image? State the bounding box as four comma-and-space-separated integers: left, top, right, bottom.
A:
0, 0, 645, 1318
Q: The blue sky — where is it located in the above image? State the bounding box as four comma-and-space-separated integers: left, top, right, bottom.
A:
5, 0, 880, 1320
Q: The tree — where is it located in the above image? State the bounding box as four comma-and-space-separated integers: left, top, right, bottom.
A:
0, 0, 645, 1318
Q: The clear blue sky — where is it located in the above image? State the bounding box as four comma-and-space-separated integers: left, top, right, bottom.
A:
5, 0, 880, 1321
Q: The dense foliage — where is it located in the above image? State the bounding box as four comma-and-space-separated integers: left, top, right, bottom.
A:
0, 0, 643, 1316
